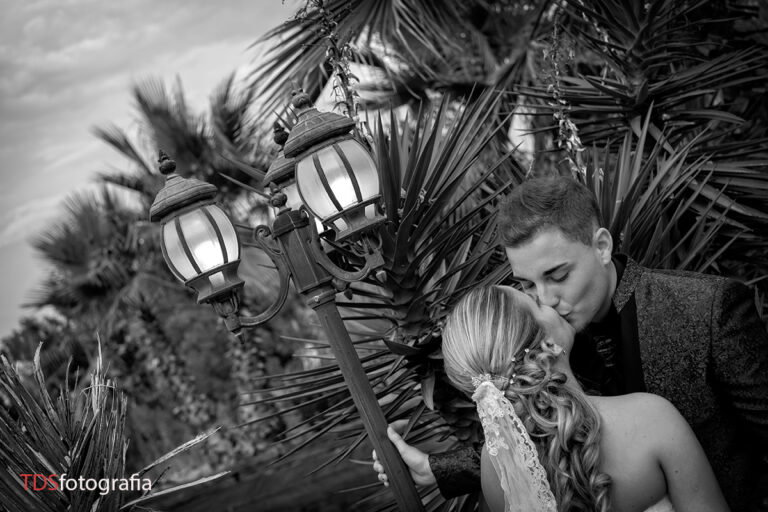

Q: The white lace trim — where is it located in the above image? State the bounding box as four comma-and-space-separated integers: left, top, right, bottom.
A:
472, 378, 557, 512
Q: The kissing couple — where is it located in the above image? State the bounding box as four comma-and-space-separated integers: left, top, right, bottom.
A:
373, 176, 768, 511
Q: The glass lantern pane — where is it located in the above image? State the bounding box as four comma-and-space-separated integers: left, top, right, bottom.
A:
336, 139, 380, 199
162, 221, 197, 281
296, 139, 380, 223
316, 145, 358, 208
282, 181, 302, 211
296, 156, 341, 220
208, 271, 226, 289
204, 205, 240, 262
333, 218, 348, 232
179, 209, 225, 272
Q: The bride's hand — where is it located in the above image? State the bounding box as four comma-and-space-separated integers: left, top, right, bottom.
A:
372, 419, 436, 487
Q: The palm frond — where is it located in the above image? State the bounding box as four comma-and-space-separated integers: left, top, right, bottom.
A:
249, 0, 550, 119
92, 124, 154, 176
210, 72, 265, 157
581, 111, 768, 274
249, 0, 472, 113
97, 170, 163, 203
0, 345, 223, 512
132, 78, 213, 178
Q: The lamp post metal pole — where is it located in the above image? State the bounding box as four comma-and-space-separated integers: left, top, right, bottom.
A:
271, 209, 425, 512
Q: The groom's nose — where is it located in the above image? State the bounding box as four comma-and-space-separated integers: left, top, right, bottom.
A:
538, 286, 559, 308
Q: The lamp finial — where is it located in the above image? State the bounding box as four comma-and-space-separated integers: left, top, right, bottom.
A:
273, 122, 289, 147
149, 151, 217, 222
291, 90, 312, 110
158, 150, 177, 175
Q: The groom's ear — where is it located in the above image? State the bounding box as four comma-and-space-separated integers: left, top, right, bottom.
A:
593, 227, 613, 265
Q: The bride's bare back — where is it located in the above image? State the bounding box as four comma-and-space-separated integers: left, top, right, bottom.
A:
482, 392, 729, 512
589, 393, 727, 511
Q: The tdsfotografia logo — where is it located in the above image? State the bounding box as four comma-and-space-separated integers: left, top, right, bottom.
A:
19, 474, 59, 491
19, 474, 152, 495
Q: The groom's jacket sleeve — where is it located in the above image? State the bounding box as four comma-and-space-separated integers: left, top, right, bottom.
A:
710, 280, 768, 454
429, 446, 481, 498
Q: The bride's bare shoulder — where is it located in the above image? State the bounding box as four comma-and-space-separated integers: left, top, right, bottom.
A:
592, 393, 678, 507
592, 392, 683, 439
592, 391, 674, 413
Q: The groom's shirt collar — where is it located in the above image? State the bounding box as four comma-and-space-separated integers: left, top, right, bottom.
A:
574, 255, 627, 395
612, 254, 627, 293
589, 255, 624, 336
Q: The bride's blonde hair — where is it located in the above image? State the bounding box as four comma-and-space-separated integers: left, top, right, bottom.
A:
442, 286, 611, 512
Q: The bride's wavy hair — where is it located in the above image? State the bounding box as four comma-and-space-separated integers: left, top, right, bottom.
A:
442, 286, 611, 512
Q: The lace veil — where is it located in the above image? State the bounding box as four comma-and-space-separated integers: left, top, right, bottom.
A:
471, 374, 557, 512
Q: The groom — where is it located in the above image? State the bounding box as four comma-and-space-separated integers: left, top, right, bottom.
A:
374, 176, 768, 510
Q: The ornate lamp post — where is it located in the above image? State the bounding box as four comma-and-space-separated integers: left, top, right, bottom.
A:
150, 93, 424, 511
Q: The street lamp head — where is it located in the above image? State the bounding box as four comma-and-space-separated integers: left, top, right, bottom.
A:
149, 151, 244, 305
263, 122, 299, 211
283, 91, 384, 241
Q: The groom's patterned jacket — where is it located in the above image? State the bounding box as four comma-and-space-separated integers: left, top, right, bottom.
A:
430, 256, 768, 511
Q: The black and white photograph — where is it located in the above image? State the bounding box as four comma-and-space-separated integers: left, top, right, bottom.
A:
1, 1, 767, 511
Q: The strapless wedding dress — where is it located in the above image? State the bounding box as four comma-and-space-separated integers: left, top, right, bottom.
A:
644, 496, 674, 512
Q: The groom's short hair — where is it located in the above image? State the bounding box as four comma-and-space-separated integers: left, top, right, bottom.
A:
499, 176, 602, 247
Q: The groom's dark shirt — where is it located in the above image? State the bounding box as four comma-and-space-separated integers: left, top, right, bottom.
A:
571, 257, 627, 396
571, 256, 644, 396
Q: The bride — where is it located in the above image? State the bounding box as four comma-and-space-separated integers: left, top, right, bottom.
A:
440, 285, 729, 512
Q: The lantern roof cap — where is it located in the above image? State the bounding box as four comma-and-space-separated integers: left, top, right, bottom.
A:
262, 122, 296, 188
150, 150, 218, 222
283, 91, 355, 158
263, 150, 295, 188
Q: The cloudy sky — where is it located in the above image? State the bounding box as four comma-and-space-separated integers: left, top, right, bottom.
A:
0, 0, 294, 338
